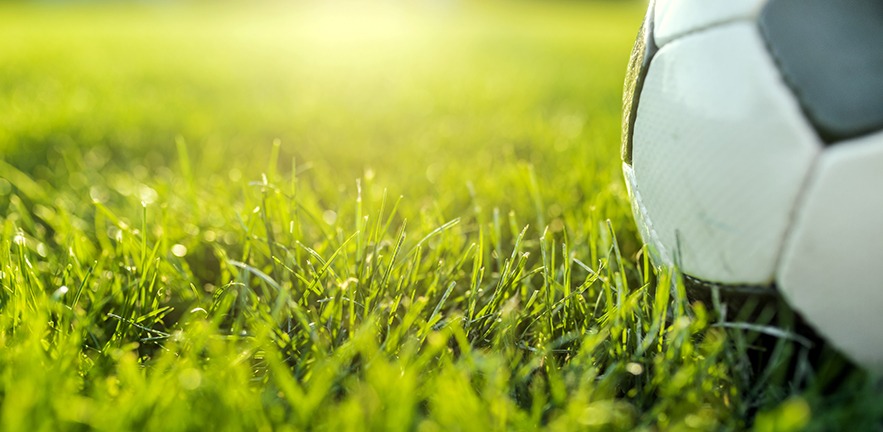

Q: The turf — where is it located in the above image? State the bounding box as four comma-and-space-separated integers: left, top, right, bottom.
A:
0, 1, 880, 430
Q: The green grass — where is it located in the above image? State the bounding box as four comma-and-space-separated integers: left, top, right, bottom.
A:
0, 1, 881, 430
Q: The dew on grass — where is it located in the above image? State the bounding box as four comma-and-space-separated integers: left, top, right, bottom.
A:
107, 226, 123, 242
626, 362, 643, 375
51, 286, 69, 301
172, 244, 188, 257
323, 210, 337, 225
179, 368, 202, 390
139, 185, 158, 204
89, 186, 109, 203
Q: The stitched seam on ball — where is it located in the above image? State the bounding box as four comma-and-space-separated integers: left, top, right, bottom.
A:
655, 15, 756, 49
773, 150, 821, 294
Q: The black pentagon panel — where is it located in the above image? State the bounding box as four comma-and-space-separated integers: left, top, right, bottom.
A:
760, 0, 883, 143
622, 0, 658, 165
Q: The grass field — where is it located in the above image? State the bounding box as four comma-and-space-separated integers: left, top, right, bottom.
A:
1, 1, 881, 430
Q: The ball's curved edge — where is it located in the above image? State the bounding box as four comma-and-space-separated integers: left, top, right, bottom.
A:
623, 162, 672, 268
621, 0, 658, 166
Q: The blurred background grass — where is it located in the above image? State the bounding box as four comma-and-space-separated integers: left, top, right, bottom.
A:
0, 0, 641, 203
0, 1, 649, 291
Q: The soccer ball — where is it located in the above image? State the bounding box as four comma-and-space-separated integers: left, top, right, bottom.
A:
622, 0, 883, 372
